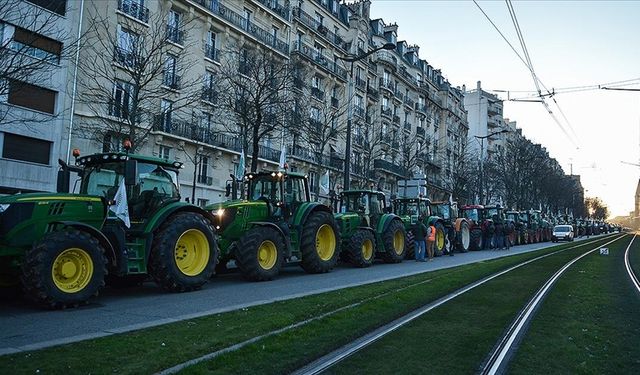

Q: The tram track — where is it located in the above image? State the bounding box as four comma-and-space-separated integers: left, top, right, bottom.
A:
291, 234, 623, 375
624, 234, 640, 294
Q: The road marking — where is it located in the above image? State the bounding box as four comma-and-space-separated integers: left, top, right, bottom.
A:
624, 234, 640, 293
480, 234, 629, 375
291, 234, 622, 375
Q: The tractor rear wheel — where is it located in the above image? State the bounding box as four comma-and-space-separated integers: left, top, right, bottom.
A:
405, 230, 416, 259
345, 229, 376, 267
235, 226, 284, 281
470, 228, 483, 250
301, 211, 340, 273
21, 229, 107, 309
433, 222, 446, 256
382, 220, 407, 263
150, 213, 217, 292
458, 221, 470, 252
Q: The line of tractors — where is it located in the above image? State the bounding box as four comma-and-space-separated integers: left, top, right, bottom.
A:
0, 151, 619, 309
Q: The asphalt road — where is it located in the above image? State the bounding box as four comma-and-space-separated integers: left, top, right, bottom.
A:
0, 235, 608, 355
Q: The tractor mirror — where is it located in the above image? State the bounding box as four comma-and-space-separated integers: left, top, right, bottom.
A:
57, 169, 70, 193
125, 159, 138, 186
225, 183, 232, 197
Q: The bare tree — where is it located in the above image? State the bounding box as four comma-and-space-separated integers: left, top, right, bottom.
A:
446, 141, 478, 204
75, 3, 203, 153
351, 106, 387, 189
214, 45, 298, 172
0, 0, 78, 126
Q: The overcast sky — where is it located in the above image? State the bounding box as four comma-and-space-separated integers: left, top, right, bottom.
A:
369, 0, 640, 217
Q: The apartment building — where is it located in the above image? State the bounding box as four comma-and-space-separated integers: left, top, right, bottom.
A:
0, 0, 79, 194
3, 0, 469, 205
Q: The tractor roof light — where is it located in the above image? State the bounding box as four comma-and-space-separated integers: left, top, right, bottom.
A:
123, 139, 132, 151
72, 148, 81, 158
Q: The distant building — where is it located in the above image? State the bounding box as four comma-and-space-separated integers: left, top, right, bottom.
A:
463, 81, 509, 160
635, 178, 640, 218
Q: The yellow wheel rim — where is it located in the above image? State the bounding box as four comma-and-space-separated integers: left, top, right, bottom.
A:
51, 248, 94, 293
174, 229, 210, 277
436, 229, 445, 250
258, 240, 278, 270
315, 224, 336, 261
362, 238, 374, 261
393, 230, 405, 255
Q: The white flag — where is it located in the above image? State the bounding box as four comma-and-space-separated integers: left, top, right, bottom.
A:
278, 144, 287, 171
109, 178, 130, 228
449, 194, 454, 205
320, 170, 330, 194
235, 149, 245, 180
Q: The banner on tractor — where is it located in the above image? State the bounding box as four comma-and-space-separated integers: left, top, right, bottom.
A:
110, 178, 131, 228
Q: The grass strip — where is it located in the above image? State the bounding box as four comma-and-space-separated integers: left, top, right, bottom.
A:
630, 235, 640, 284
323, 236, 627, 375
0, 237, 615, 375
509, 235, 640, 374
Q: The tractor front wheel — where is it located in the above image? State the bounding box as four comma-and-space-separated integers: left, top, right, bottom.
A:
235, 226, 284, 281
150, 213, 217, 292
470, 228, 483, 250
21, 229, 107, 309
382, 220, 407, 263
433, 222, 446, 256
457, 221, 470, 252
301, 212, 340, 274
345, 229, 376, 267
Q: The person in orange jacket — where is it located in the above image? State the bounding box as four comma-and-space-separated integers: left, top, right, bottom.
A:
427, 223, 436, 261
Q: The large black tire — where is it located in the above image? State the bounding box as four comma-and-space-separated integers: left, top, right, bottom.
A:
301, 211, 340, 274
433, 222, 446, 256
470, 228, 483, 250
405, 230, 416, 259
235, 226, 284, 281
345, 229, 376, 267
382, 219, 407, 263
457, 221, 470, 253
21, 229, 107, 309
149, 213, 217, 292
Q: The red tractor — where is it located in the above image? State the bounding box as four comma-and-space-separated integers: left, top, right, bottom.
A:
459, 205, 484, 250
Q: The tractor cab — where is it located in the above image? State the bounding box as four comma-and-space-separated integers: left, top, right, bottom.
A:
76, 153, 182, 222
394, 197, 431, 225
341, 190, 387, 228
244, 171, 309, 222
483, 205, 505, 224
432, 201, 458, 221
460, 205, 484, 225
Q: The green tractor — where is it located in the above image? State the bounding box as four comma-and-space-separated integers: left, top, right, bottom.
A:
0, 151, 218, 308
336, 190, 407, 267
207, 171, 339, 281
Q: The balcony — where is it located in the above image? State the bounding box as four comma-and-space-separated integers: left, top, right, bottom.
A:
166, 25, 184, 45
379, 77, 394, 93
162, 72, 181, 90
204, 44, 219, 62
255, 0, 291, 21
291, 42, 347, 81
197, 175, 213, 185
367, 86, 379, 101
415, 102, 427, 115
311, 87, 325, 100
374, 158, 408, 178
488, 101, 502, 115
380, 106, 392, 118
117, 0, 149, 23
292, 7, 348, 52
288, 145, 344, 171
487, 116, 500, 128
416, 127, 425, 137
376, 50, 397, 70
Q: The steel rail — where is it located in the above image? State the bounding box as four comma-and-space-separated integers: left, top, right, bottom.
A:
624, 234, 640, 293
480, 234, 628, 375
291, 234, 621, 375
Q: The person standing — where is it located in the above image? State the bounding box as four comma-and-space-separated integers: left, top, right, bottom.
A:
427, 222, 436, 261
412, 218, 428, 262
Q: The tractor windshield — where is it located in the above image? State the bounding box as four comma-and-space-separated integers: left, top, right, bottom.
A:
433, 204, 450, 219
342, 193, 368, 213
81, 162, 179, 200
485, 208, 501, 220
463, 208, 479, 222
248, 175, 282, 203
396, 201, 419, 216
519, 212, 529, 223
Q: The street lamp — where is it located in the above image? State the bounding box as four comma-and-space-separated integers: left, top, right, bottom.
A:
475, 129, 510, 205
337, 42, 396, 191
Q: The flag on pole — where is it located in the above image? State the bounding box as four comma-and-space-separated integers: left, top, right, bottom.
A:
109, 178, 130, 228
278, 144, 287, 171
449, 194, 454, 205
235, 150, 245, 180
320, 170, 330, 194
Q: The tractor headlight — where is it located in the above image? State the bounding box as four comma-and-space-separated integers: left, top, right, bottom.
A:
0, 204, 9, 213
215, 208, 225, 217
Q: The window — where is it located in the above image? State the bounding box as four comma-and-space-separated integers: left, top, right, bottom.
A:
167, 10, 183, 44
115, 26, 139, 67
312, 75, 321, 89
315, 12, 324, 26
26, 0, 66, 16
163, 54, 178, 88
159, 145, 171, 160
197, 156, 209, 184
310, 107, 320, 122
203, 71, 216, 103
111, 80, 133, 118
205, 30, 218, 60
272, 26, 278, 45
6, 80, 56, 114
332, 0, 338, 13
160, 99, 173, 130
197, 198, 209, 208
309, 171, 318, 193
102, 133, 127, 152
2, 132, 51, 165
10, 26, 62, 63
243, 9, 252, 30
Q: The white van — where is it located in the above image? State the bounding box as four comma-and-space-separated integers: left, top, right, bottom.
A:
552, 225, 574, 242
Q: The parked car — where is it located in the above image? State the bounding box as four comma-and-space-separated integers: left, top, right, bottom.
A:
552, 225, 574, 242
